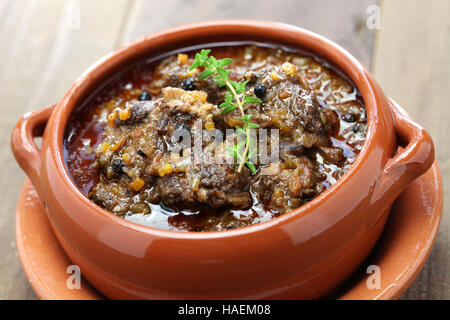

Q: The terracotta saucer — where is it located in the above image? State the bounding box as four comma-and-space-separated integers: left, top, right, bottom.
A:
15, 162, 442, 300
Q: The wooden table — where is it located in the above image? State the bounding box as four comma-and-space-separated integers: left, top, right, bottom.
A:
1, 0, 448, 300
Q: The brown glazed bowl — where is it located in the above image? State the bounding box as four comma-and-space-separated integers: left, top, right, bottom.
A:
11, 20, 435, 299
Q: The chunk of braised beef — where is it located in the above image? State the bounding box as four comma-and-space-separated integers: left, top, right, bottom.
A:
115, 101, 154, 126
89, 181, 133, 216
279, 140, 306, 158
154, 165, 252, 210
251, 157, 320, 213
163, 73, 183, 87
162, 72, 225, 105
157, 174, 195, 205
317, 146, 344, 163
199, 163, 250, 191
268, 80, 329, 136
194, 78, 225, 105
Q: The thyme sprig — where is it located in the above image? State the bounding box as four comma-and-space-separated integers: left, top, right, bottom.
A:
189, 49, 262, 174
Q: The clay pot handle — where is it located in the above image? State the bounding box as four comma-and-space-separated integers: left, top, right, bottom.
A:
11, 105, 55, 194
374, 99, 435, 205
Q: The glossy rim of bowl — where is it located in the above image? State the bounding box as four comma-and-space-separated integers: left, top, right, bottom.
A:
50, 20, 379, 239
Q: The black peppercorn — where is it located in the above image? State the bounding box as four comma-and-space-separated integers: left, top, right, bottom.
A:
138, 91, 152, 101
254, 83, 266, 98
181, 77, 196, 91
111, 159, 125, 175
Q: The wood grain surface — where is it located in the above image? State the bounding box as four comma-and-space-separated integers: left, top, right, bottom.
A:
0, 0, 447, 300
372, 0, 449, 300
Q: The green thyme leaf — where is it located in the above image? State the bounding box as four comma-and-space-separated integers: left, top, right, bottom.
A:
190, 49, 211, 70
247, 122, 259, 129
244, 96, 262, 104
220, 105, 236, 114
216, 67, 229, 80
237, 140, 246, 151
235, 126, 246, 135
224, 92, 233, 103
228, 80, 248, 94
213, 76, 226, 87
226, 147, 238, 158
238, 115, 251, 123
189, 61, 200, 70
218, 100, 230, 108
217, 58, 233, 67
198, 69, 214, 80
246, 161, 257, 174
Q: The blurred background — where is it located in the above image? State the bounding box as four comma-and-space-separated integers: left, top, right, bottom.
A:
0, 0, 448, 299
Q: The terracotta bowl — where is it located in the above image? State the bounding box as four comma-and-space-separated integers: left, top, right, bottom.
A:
11, 20, 435, 299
